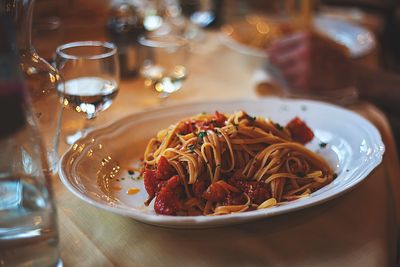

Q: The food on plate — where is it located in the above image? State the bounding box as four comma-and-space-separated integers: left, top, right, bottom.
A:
142, 111, 334, 216
222, 16, 298, 50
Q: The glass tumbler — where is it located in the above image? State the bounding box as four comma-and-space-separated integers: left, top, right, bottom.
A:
139, 34, 190, 99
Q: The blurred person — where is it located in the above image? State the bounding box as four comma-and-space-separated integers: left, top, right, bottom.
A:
268, 31, 400, 115
268, 31, 400, 151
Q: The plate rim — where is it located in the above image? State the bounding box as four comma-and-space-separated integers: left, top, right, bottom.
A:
59, 97, 385, 228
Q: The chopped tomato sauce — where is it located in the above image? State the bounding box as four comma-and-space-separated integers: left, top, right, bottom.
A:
203, 182, 228, 202
286, 117, 314, 144
154, 175, 185, 215
144, 156, 177, 203
145, 114, 317, 216
178, 111, 227, 135
230, 180, 271, 205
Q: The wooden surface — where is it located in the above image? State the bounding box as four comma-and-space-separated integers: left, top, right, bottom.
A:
52, 31, 400, 267
32, 3, 400, 266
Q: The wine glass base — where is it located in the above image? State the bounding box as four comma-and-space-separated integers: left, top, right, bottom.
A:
65, 131, 84, 145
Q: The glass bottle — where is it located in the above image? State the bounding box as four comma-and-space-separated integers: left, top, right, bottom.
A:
0, 14, 61, 267
5, 0, 64, 175
107, 1, 145, 78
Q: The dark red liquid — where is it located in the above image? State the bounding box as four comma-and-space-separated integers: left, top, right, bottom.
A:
0, 82, 26, 138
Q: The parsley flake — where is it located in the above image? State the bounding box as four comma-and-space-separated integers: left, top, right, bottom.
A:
296, 172, 305, 178
198, 131, 207, 139
319, 142, 328, 148
274, 123, 284, 131
130, 175, 142, 181
246, 114, 256, 122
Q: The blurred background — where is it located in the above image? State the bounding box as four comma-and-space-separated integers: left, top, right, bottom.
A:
33, 0, 400, 72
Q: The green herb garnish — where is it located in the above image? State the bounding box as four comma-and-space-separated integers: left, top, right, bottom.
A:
130, 175, 142, 181
198, 131, 207, 139
274, 123, 284, 131
188, 144, 195, 151
128, 170, 135, 175
333, 173, 338, 179
296, 172, 305, 178
319, 142, 328, 148
246, 115, 256, 122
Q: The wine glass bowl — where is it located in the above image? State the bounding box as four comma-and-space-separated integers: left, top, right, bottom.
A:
139, 35, 189, 99
55, 41, 120, 143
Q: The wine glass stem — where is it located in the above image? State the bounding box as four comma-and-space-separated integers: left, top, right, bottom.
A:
64, 114, 97, 145
82, 114, 97, 135
159, 95, 169, 105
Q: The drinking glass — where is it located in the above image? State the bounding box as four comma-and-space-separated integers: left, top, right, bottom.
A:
55, 41, 120, 144
139, 35, 189, 99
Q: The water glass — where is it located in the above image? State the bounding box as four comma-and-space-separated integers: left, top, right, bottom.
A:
139, 35, 190, 99
54, 41, 120, 143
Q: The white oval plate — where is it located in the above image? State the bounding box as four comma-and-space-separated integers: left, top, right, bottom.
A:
220, 14, 376, 59
59, 98, 384, 228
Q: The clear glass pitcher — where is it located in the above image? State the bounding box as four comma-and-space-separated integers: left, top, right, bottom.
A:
6, 0, 64, 175
0, 11, 62, 267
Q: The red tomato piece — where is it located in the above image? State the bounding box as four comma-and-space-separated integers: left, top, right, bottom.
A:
156, 156, 176, 180
196, 120, 214, 131
230, 180, 271, 205
212, 111, 227, 127
154, 175, 184, 215
230, 169, 246, 180
143, 169, 158, 200
223, 192, 245, 206
178, 120, 195, 135
192, 174, 210, 198
203, 182, 228, 202
286, 117, 314, 144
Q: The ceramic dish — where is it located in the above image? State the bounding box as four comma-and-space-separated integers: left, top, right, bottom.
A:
220, 14, 376, 58
59, 98, 384, 228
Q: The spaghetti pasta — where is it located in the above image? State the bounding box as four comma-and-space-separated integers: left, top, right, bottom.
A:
142, 111, 335, 216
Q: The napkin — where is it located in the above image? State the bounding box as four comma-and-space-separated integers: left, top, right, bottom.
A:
252, 66, 286, 98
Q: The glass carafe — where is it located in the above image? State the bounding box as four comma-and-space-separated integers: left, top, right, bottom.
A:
0, 13, 62, 267
5, 0, 64, 175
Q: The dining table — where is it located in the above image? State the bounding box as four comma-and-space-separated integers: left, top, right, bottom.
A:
34, 3, 400, 267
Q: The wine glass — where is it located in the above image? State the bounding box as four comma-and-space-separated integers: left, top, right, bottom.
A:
138, 35, 189, 99
54, 41, 120, 144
